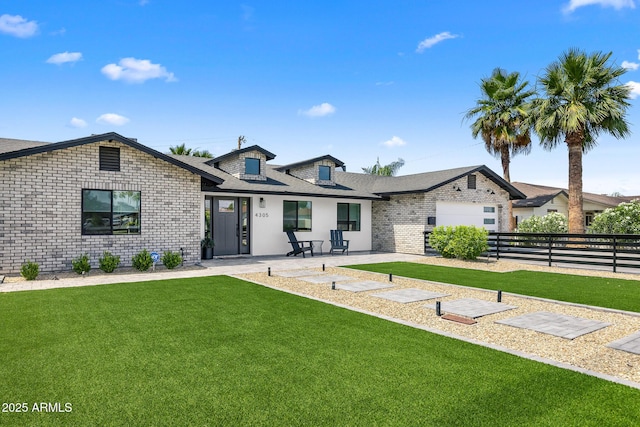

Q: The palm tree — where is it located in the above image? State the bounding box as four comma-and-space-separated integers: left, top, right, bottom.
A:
192, 149, 213, 158
532, 49, 631, 234
169, 143, 193, 156
465, 68, 535, 230
362, 157, 405, 176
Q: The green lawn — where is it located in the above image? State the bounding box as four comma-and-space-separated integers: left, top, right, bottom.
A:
1, 276, 639, 426
347, 262, 640, 313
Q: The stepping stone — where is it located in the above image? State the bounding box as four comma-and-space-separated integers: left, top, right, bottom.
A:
496, 312, 611, 340
425, 298, 517, 319
299, 274, 355, 284
607, 331, 640, 355
372, 288, 449, 303
273, 270, 326, 278
336, 281, 395, 292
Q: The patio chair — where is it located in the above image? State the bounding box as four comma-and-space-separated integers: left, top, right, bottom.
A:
285, 231, 314, 258
329, 229, 349, 255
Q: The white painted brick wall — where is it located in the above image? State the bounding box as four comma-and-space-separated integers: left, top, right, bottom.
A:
0, 141, 201, 274
371, 174, 510, 254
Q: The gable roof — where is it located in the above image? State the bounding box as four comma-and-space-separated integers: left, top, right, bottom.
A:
511, 182, 629, 208
274, 155, 345, 172
0, 132, 224, 185
338, 165, 525, 200
208, 145, 276, 165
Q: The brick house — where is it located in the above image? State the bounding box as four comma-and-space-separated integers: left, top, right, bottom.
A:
0, 132, 524, 274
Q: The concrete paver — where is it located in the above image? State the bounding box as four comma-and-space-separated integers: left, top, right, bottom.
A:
372, 288, 450, 303
298, 274, 356, 284
273, 270, 326, 278
336, 281, 394, 292
607, 331, 640, 355
425, 298, 517, 318
496, 312, 611, 339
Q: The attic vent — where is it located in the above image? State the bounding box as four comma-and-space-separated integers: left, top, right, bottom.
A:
467, 174, 476, 189
100, 146, 120, 171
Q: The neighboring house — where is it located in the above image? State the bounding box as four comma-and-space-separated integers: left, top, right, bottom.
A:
0, 132, 524, 274
511, 182, 635, 228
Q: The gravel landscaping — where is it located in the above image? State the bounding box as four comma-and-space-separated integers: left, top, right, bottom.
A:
238, 257, 640, 386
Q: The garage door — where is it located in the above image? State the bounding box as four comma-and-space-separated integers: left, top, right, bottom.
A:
435, 201, 498, 231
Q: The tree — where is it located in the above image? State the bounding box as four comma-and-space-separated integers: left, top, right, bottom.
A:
362, 157, 405, 176
465, 68, 535, 231
590, 200, 640, 234
169, 143, 192, 156
532, 49, 631, 234
169, 144, 213, 158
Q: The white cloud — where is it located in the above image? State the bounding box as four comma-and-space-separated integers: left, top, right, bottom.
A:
381, 136, 407, 148
299, 103, 336, 118
416, 32, 459, 53
70, 117, 88, 128
622, 60, 639, 70
627, 81, 640, 99
101, 57, 177, 83
46, 51, 82, 65
139, 0, 150, 5
0, 14, 38, 38
96, 113, 130, 126
375, 81, 395, 86
562, 0, 635, 14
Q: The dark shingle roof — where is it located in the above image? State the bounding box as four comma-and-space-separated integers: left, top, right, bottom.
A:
338, 165, 525, 200
208, 145, 276, 165
274, 155, 345, 171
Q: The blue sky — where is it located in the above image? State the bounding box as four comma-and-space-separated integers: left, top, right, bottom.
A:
2, 0, 640, 194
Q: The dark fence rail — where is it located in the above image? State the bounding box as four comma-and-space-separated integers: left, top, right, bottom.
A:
423, 231, 640, 273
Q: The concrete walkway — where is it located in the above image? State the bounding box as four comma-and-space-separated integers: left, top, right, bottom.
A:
0, 251, 424, 293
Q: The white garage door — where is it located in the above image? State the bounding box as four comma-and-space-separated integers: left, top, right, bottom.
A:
435, 201, 498, 231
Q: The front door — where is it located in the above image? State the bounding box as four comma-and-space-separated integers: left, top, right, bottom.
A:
212, 197, 251, 255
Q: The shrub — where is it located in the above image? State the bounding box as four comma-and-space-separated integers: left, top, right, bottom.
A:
20, 261, 39, 281
516, 212, 568, 234
132, 249, 153, 271
590, 200, 640, 234
99, 251, 121, 273
162, 251, 183, 270
72, 253, 92, 275
429, 225, 488, 260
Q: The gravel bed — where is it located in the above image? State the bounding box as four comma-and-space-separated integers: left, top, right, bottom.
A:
238, 258, 640, 385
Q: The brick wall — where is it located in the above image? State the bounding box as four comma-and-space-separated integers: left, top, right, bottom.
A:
0, 141, 201, 274
371, 174, 511, 254
217, 150, 267, 181
288, 160, 336, 186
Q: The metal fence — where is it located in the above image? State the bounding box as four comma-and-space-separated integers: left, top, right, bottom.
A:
423, 231, 640, 273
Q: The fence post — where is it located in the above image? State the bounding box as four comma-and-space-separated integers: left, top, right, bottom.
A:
613, 236, 617, 273
548, 234, 552, 267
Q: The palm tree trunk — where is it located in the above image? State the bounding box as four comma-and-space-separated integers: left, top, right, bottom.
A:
567, 134, 585, 234
500, 146, 515, 231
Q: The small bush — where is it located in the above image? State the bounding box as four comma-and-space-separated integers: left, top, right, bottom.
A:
72, 253, 91, 275
20, 261, 39, 281
162, 251, 183, 270
132, 249, 153, 271
429, 225, 488, 260
99, 251, 121, 273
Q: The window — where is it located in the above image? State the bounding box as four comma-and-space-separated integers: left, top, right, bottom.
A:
99, 147, 120, 171
283, 200, 312, 231
82, 190, 140, 235
319, 165, 331, 181
483, 206, 495, 213
337, 203, 361, 231
484, 218, 495, 225
467, 174, 476, 189
245, 158, 260, 175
